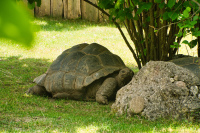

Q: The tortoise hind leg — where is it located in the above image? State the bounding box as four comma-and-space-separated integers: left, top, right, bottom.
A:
26, 85, 52, 97
96, 77, 117, 104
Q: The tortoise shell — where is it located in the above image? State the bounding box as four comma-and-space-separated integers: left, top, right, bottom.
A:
170, 57, 200, 80
41, 43, 126, 93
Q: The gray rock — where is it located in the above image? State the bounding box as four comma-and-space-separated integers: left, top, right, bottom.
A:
111, 61, 200, 121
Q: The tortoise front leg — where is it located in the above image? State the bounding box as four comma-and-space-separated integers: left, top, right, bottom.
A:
96, 77, 117, 104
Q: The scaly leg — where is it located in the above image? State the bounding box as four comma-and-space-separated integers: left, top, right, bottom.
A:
96, 77, 117, 104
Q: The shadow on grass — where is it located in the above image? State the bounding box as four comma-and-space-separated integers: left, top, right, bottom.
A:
0, 56, 51, 87
34, 17, 115, 32
0, 56, 199, 132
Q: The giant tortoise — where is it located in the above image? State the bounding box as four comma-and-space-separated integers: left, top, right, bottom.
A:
26, 43, 134, 104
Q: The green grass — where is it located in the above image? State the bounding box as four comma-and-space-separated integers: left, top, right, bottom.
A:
0, 17, 200, 132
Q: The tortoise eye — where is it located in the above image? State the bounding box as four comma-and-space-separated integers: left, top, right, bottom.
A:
121, 70, 126, 73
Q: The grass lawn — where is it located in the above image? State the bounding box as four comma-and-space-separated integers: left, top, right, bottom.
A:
0, 17, 200, 132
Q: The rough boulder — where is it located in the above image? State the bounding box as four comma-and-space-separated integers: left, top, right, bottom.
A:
111, 61, 200, 121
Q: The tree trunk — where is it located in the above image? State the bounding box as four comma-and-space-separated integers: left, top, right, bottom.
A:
197, 23, 200, 57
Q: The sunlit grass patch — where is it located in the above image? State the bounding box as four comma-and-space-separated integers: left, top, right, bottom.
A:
0, 17, 137, 68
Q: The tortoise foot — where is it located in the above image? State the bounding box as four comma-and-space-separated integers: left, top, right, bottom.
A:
96, 94, 108, 104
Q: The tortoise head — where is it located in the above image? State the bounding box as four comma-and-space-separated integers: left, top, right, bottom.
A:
116, 68, 134, 88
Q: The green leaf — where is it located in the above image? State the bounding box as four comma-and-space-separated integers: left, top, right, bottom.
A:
173, 42, 179, 45
155, 0, 161, 3
175, 31, 182, 37
186, 7, 191, 12
189, 21, 197, 26
168, 12, 178, 21
160, 18, 163, 24
177, 23, 183, 28
171, 42, 180, 48
132, 0, 139, 5
182, 29, 187, 36
115, 0, 124, 9
182, 40, 189, 44
127, 0, 133, 7
183, 9, 190, 18
192, 31, 200, 37
36, 0, 41, 7
159, 3, 165, 9
144, 3, 153, 10
143, 49, 147, 56
182, 39, 197, 48
193, 15, 199, 21
118, 10, 126, 21
136, 2, 152, 14
168, 0, 176, 8
189, 40, 198, 48
170, 45, 176, 48
0, 0, 34, 46
183, 1, 190, 7
163, 12, 169, 20
181, 24, 193, 28
98, 0, 114, 9
124, 8, 133, 19
28, 2, 35, 9
28, 0, 41, 7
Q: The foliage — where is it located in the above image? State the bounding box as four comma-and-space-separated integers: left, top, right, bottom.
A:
26, 0, 41, 9
0, 0, 35, 47
85, 0, 200, 68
